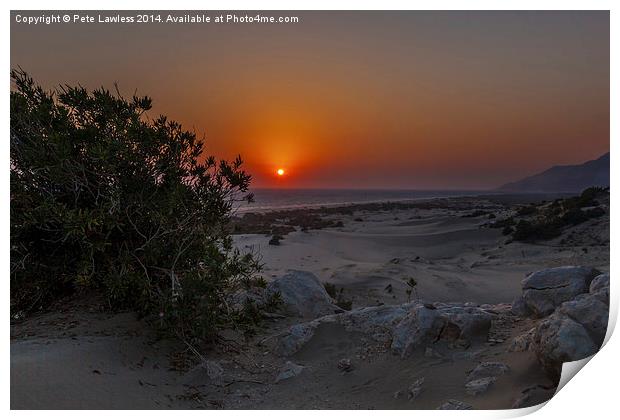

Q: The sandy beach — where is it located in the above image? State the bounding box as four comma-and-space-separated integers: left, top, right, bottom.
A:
11, 193, 610, 409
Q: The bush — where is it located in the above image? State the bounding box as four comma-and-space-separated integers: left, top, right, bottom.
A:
323, 282, 352, 310
10, 70, 261, 342
512, 219, 562, 241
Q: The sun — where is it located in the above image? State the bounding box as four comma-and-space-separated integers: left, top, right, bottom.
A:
276, 168, 285, 176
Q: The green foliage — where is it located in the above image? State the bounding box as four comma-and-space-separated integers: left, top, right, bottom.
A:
512, 219, 562, 241
10, 69, 261, 342
323, 282, 352, 310
511, 187, 607, 242
323, 282, 338, 299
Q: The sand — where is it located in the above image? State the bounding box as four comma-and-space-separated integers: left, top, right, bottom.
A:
11, 194, 609, 409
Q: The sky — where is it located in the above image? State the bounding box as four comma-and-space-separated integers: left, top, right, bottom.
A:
11, 11, 609, 189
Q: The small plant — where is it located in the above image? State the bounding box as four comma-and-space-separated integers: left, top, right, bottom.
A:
323, 282, 338, 299
405, 277, 419, 302
323, 282, 352, 310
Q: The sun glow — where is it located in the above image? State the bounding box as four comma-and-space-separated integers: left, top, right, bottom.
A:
276, 168, 285, 176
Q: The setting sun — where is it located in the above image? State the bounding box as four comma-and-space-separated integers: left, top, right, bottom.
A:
276, 168, 285, 176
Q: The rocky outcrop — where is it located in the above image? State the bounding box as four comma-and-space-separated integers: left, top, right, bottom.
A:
266, 270, 340, 318
277, 301, 496, 357
517, 266, 600, 318
520, 268, 610, 380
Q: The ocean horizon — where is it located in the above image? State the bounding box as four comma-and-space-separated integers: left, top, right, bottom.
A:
235, 188, 492, 212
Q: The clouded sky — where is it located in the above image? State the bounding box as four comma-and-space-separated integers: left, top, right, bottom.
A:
11, 11, 609, 189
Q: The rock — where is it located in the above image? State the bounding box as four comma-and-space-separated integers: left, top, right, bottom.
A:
337, 303, 417, 342
509, 328, 535, 352
530, 272, 610, 379
276, 320, 323, 356
465, 376, 496, 395
393, 390, 404, 399
533, 315, 598, 379
275, 361, 305, 383
266, 271, 340, 318
437, 399, 473, 410
408, 377, 425, 400
268, 235, 281, 245
590, 273, 609, 294
337, 358, 353, 372
391, 303, 495, 357
391, 305, 444, 356
589, 274, 610, 304
557, 293, 608, 345
277, 301, 496, 357
466, 362, 510, 382
510, 296, 530, 317
230, 288, 266, 311
511, 385, 555, 409
521, 266, 600, 317
276, 303, 413, 356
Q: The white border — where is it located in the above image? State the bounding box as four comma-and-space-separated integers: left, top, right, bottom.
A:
4, 2, 616, 419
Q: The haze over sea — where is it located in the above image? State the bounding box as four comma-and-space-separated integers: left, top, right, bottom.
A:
236, 188, 490, 212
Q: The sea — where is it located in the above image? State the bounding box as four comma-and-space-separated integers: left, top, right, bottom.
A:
235, 188, 491, 213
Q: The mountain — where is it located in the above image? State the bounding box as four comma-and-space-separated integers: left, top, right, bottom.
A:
498, 153, 609, 193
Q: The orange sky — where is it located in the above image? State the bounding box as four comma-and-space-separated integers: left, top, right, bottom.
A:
11, 11, 609, 189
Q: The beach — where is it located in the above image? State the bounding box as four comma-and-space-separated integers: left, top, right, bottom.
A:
10, 193, 610, 409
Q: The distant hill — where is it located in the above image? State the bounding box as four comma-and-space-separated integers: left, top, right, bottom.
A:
498, 153, 609, 193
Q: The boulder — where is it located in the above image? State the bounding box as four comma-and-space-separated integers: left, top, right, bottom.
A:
510, 296, 530, 317
589, 274, 610, 304
276, 304, 412, 356
466, 361, 510, 382
557, 293, 608, 345
521, 266, 600, 317
533, 315, 598, 379
266, 271, 340, 318
391, 303, 495, 357
529, 271, 610, 379
277, 301, 495, 357
590, 273, 610, 293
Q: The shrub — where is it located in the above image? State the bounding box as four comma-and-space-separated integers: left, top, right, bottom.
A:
10, 70, 261, 342
323, 282, 352, 310
512, 219, 562, 241
323, 282, 338, 299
